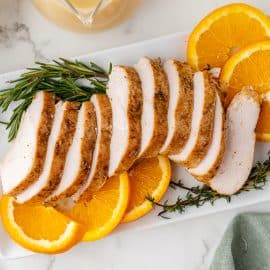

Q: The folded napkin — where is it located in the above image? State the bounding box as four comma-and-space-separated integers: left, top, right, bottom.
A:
211, 213, 270, 270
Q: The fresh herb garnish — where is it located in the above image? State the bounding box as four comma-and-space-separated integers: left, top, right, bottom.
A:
0, 58, 111, 141
147, 154, 270, 218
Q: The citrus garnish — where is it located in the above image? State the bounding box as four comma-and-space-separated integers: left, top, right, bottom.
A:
66, 173, 129, 242
0, 195, 85, 254
256, 93, 270, 141
122, 156, 171, 223
187, 3, 270, 70
220, 41, 270, 141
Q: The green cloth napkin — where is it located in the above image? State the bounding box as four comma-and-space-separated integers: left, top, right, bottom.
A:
210, 213, 270, 270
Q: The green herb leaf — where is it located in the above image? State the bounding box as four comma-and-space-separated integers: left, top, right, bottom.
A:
148, 154, 270, 218
0, 58, 111, 141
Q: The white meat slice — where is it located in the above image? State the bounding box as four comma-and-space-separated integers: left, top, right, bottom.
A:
1, 91, 55, 196
160, 59, 193, 155
169, 71, 216, 168
73, 94, 112, 201
189, 90, 225, 181
135, 57, 169, 158
46, 101, 97, 203
15, 101, 79, 203
107, 65, 143, 176
210, 88, 260, 195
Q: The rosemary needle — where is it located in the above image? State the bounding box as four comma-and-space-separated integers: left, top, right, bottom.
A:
0, 58, 111, 141
148, 154, 270, 218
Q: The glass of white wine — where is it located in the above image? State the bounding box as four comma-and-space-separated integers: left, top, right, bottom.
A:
32, 0, 142, 32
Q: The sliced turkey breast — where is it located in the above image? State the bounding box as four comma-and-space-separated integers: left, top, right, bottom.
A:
210, 88, 260, 195
134, 57, 169, 158
46, 101, 97, 204
15, 101, 79, 203
1, 91, 55, 196
73, 94, 112, 201
160, 60, 193, 155
107, 65, 143, 176
169, 71, 216, 168
189, 89, 225, 182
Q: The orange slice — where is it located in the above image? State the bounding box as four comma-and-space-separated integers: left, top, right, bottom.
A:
0, 196, 85, 254
65, 173, 129, 242
187, 3, 270, 70
122, 156, 171, 223
220, 41, 270, 141
256, 93, 270, 141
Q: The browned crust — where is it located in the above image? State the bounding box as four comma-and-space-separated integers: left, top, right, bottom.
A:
161, 60, 194, 155
181, 71, 216, 168
114, 66, 143, 174
191, 82, 226, 183
139, 57, 169, 158
9, 91, 56, 196
28, 102, 79, 202
79, 95, 112, 201
48, 101, 97, 203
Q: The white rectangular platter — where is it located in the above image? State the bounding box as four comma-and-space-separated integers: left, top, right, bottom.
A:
0, 32, 269, 258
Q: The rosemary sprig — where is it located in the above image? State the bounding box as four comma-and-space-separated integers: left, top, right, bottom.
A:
147, 154, 270, 218
0, 58, 111, 141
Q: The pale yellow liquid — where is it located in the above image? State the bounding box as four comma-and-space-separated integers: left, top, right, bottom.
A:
32, 0, 142, 32
69, 0, 99, 9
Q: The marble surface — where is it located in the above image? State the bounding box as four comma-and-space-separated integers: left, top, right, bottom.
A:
1, 0, 270, 269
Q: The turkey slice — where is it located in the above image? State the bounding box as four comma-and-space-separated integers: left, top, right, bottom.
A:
169, 71, 216, 168
107, 65, 143, 176
15, 101, 79, 203
73, 94, 112, 201
1, 91, 55, 196
210, 88, 260, 195
135, 57, 169, 158
189, 89, 225, 181
46, 101, 97, 203
160, 60, 193, 155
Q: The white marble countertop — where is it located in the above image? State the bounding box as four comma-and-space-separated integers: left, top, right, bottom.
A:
1, 0, 270, 269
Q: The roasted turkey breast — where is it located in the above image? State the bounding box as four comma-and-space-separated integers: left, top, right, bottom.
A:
189, 89, 225, 182
1, 91, 55, 196
135, 57, 169, 158
210, 88, 260, 195
107, 65, 143, 176
169, 71, 216, 168
73, 94, 112, 201
46, 101, 97, 204
15, 101, 79, 203
160, 60, 193, 155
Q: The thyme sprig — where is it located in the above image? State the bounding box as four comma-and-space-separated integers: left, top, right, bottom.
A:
0, 58, 111, 141
147, 154, 270, 218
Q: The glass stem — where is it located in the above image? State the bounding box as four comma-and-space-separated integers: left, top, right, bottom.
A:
61, 0, 105, 26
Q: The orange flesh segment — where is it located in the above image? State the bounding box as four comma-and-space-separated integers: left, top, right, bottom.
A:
66, 173, 129, 241
256, 99, 270, 138
187, 3, 270, 70
126, 157, 162, 212
122, 156, 171, 223
14, 202, 71, 241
